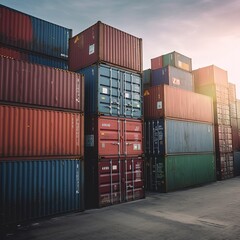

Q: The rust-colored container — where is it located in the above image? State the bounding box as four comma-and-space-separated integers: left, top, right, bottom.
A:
151, 56, 163, 70
143, 85, 214, 123
228, 83, 236, 102
0, 56, 84, 111
0, 105, 84, 159
85, 157, 144, 208
216, 151, 234, 180
237, 100, 240, 119
85, 116, 143, 157
69, 21, 142, 72
193, 65, 228, 88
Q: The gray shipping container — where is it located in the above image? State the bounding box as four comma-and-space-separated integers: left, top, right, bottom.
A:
145, 119, 215, 155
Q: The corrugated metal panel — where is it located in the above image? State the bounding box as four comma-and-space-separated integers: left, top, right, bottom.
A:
144, 119, 215, 155
232, 123, 239, 151
151, 56, 162, 70
0, 56, 84, 111
213, 102, 231, 125
234, 151, 240, 176
0, 44, 68, 69
69, 21, 142, 72
193, 65, 228, 88
165, 154, 216, 192
216, 152, 234, 180
78, 63, 142, 118
143, 69, 151, 85
85, 116, 143, 157
162, 51, 192, 72
0, 105, 84, 159
152, 66, 194, 91
0, 4, 72, 59
0, 159, 84, 226
143, 85, 214, 123
237, 100, 240, 119
228, 83, 236, 102
85, 157, 144, 208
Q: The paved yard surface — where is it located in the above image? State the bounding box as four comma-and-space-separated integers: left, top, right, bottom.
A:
2, 177, 240, 240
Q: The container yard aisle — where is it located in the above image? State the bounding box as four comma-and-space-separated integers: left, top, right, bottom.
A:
2, 177, 240, 240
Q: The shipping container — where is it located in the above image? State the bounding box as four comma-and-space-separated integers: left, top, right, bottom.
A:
0, 4, 72, 59
0, 159, 84, 227
143, 69, 151, 86
85, 116, 143, 157
232, 123, 239, 151
144, 119, 215, 155
216, 152, 234, 180
85, 157, 144, 208
151, 56, 163, 70
0, 105, 84, 159
228, 82, 236, 102
78, 63, 142, 118
214, 125, 233, 153
213, 102, 231, 125
69, 21, 142, 72
162, 51, 192, 72
0, 44, 68, 69
143, 85, 214, 123
229, 102, 237, 119
236, 99, 240, 119
193, 65, 228, 88
0, 56, 84, 111
151, 65, 194, 91
145, 154, 216, 192
234, 151, 240, 176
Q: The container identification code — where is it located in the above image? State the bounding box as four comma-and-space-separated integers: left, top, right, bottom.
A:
89, 44, 95, 55
157, 101, 162, 110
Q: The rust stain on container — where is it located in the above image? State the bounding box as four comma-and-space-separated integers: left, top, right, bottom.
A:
0, 105, 84, 159
0, 56, 84, 111
69, 21, 142, 72
144, 85, 214, 123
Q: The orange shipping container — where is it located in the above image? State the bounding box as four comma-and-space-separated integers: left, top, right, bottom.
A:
144, 85, 214, 123
193, 65, 228, 88
0, 105, 84, 159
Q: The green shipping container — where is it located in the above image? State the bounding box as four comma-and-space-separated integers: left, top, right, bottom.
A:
145, 154, 216, 192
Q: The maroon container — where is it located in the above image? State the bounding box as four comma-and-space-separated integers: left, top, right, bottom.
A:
85, 116, 143, 157
69, 21, 142, 72
0, 105, 84, 159
85, 157, 144, 208
143, 85, 214, 123
151, 56, 163, 70
0, 56, 84, 111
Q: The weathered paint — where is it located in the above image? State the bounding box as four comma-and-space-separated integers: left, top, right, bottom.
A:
151, 56, 163, 70
0, 159, 84, 227
234, 151, 240, 176
216, 151, 234, 180
69, 21, 142, 72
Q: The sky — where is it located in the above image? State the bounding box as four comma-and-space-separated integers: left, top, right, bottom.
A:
1, 0, 240, 97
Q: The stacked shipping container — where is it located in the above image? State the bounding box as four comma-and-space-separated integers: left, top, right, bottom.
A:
0, 4, 71, 69
69, 21, 144, 208
144, 85, 216, 192
0, 5, 85, 228
193, 65, 233, 180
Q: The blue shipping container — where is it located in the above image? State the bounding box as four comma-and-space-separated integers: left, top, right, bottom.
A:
145, 119, 215, 155
0, 4, 72, 59
78, 63, 142, 118
0, 159, 84, 227
152, 65, 194, 91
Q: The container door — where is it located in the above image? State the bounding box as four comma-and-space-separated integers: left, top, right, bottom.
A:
98, 65, 121, 116
123, 119, 143, 156
123, 72, 142, 118
121, 158, 144, 202
98, 159, 122, 207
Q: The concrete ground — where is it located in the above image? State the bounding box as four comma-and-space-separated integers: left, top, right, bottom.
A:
2, 177, 240, 240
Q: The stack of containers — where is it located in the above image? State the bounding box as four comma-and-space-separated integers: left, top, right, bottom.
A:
143, 52, 216, 192
0, 4, 72, 69
0, 6, 85, 228
68, 21, 144, 208
234, 99, 240, 176
193, 65, 233, 180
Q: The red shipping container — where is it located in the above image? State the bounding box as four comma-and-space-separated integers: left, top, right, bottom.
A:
69, 21, 142, 72
193, 65, 228, 88
143, 85, 214, 123
85, 157, 144, 208
85, 116, 143, 157
151, 56, 163, 70
0, 56, 84, 112
0, 105, 84, 159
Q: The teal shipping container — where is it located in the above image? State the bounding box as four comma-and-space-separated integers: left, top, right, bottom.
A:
144, 119, 215, 155
0, 159, 84, 228
78, 63, 142, 118
145, 154, 216, 192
